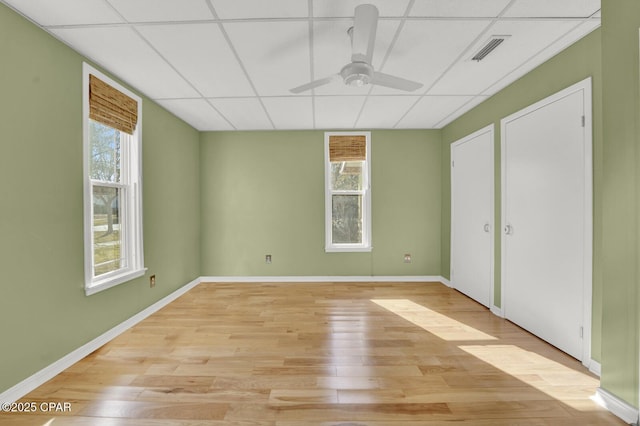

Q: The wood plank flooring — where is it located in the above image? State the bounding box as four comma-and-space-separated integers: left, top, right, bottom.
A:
0, 282, 625, 425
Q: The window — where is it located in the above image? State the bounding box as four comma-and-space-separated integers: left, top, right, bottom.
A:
83, 63, 145, 295
324, 132, 372, 252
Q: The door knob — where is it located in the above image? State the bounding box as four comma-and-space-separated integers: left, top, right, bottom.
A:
484, 223, 490, 233
504, 224, 513, 235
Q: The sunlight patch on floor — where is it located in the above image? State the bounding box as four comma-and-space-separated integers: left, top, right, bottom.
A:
371, 299, 497, 341
459, 344, 601, 411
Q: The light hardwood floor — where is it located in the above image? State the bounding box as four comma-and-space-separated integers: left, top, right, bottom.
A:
0, 282, 626, 425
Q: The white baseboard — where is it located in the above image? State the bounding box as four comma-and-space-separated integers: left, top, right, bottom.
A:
490, 305, 504, 317
0, 277, 201, 404
592, 388, 639, 424
200, 275, 446, 283
588, 360, 602, 377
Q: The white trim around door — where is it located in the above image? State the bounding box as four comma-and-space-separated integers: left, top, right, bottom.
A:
450, 124, 495, 311
500, 77, 593, 367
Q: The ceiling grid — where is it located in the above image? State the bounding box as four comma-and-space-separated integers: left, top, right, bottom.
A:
0, 0, 601, 130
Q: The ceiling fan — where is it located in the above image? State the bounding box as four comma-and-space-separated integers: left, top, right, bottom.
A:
290, 4, 424, 94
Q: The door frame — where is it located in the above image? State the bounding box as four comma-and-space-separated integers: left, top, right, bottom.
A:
450, 124, 495, 310
500, 77, 593, 366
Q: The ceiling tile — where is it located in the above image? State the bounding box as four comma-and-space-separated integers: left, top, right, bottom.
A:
208, 98, 273, 130
2, 0, 123, 26
52, 27, 199, 99
313, 0, 411, 17
371, 19, 491, 95
396, 95, 475, 128
315, 96, 366, 128
136, 23, 254, 97
428, 19, 580, 95
108, 0, 214, 23
504, 0, 600, 18
212, 0, 307, 19
157, 99, 234, 130
356, 96, 420, 128
224, 21, 309, 96
262, 97, 314, 129
410, 0, 511, 18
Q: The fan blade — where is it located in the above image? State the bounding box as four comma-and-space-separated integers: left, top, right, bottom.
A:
371, 72, 423, 92
351, 4, 378, 64
290, 75, 336, 93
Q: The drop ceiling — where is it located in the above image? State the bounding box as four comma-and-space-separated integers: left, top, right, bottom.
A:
2, 0, 601, 131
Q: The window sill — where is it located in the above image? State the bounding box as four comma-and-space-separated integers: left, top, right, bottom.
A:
325, 246, 373, 253
85, 267, 147, 296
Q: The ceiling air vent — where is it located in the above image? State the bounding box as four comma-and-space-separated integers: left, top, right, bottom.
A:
471, 35, 510, 62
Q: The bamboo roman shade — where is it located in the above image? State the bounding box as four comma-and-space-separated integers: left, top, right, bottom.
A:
329, 135, 366, 162
89, 74, 138, 135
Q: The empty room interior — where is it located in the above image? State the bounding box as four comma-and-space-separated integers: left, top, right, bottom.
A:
0, 0, 639, 424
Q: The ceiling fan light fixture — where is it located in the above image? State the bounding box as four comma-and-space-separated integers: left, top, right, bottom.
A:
340, 61, 373, 87
345, 73, 369, 87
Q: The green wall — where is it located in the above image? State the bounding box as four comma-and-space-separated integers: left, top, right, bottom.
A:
2, 0, 639, 414
600, 0, 639, 408
0, 4, 201, 394
200, 130, 442, 277
441, 29, 603, 362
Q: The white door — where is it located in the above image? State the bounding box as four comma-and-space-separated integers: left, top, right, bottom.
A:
451, 125, 494, 308
501, 79, 592, 362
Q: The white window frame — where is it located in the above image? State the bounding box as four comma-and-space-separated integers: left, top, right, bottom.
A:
324, 131, 372, 252
83, 63, 145, 295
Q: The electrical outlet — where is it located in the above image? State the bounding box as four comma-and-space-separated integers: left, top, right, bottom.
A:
403, 254, 412, 263
150, 275, 156, 287
265, 254, 272, 264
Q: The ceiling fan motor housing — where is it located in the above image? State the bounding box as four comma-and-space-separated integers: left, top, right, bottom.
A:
340, 61, 373, 87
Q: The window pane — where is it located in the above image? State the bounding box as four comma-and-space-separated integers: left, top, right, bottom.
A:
331, 161, 363, 190
93, 186, 123, 276
90, 119, 121, 183
332, 194, 362, 244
